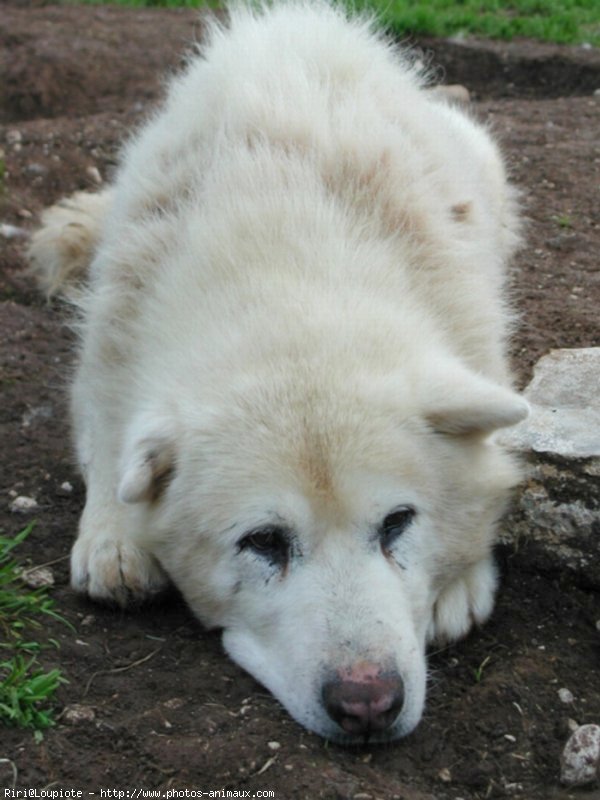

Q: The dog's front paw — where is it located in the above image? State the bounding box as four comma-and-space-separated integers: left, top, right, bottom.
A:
71, 533, 169, 607
428, 557, 498, 644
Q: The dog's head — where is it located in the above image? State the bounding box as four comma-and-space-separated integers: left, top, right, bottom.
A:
118, 358, 527, 743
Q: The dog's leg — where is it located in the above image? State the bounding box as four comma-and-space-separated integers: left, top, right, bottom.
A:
427, 556, 498, 644
29, 189, 167, 605
70, 461, 169, 607
70, 389, 169, 607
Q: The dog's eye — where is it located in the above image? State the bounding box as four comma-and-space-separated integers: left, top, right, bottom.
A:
239, 526, 290, 566
380, 507, 415, 551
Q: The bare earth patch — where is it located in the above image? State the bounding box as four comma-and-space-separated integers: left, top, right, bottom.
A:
1, 4, 599, 798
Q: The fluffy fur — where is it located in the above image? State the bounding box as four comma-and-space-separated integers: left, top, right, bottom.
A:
29, 1, 528, 743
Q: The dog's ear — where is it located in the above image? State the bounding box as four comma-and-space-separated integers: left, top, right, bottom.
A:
118, 413, 177, 504
425, 366, 529, 436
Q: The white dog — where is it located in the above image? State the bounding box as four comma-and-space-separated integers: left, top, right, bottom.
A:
29, 1, 528, 743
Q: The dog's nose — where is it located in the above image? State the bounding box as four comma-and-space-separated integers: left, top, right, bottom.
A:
322, 662, 404, 736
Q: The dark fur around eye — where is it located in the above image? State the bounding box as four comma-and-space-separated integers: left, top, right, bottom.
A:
238, 525, 290, 567
380, 507, 416, 551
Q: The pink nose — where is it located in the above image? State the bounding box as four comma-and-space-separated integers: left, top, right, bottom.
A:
321, 662, 404, 737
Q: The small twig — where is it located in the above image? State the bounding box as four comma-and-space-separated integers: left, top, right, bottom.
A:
20, 554, 70, 578
83, 648, 161, 698
253, 756, 277, 776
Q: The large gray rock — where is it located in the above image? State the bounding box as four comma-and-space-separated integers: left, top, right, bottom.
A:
498, 348, 600, 588
501, 348, 600, 458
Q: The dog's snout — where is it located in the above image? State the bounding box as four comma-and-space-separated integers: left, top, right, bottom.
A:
322, 663, 404, 737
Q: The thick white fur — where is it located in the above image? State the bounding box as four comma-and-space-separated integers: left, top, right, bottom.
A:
29, 2, 528, 743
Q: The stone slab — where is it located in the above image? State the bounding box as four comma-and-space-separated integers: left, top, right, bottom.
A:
499, 348, 600, 458
498, 348, 600, 588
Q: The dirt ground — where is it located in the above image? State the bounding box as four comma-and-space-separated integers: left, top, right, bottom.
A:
1, 4, 599, 798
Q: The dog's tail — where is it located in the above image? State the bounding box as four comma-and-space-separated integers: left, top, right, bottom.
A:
28, 190, 113, 297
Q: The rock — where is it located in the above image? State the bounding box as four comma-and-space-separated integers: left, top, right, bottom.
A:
428, 84, 471, 104
501, 348, 600, 457
25, 163, 47, 176
438, 767, 452, 783
6, 129, 22, 145
86, 165, 102, 184
62, 704, 96, 725
558, 688, 575, 704
0, 223, 28, 239
21, 566, 54, 589
497, 348, 600, 588
560, 724, 600, 786
163, 697, 185, 710
22, 404, 54, 428
9, 495, 38, 514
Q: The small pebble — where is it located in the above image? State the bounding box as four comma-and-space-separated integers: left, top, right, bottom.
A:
22, 566, 54, 589
0, 223, 28, 239
429, 84, 471, 105
9, 495, 38, 513
86, 165, 103, 184
559, 688, 575, 704
22, 404, 53, 428
267, 741, 281, 751
56, 481, 74, 497
25, 163, 47, 176
63, 704, 96, 725
163, 697, 184, 710
438, 767, 452, 783
504, 734, 517, 743
6, 129, 22, 145
561, 724, 600, 786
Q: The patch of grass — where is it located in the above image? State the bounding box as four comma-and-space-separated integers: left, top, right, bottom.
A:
0, 657, 66, 735
552, 213, 574, 228
0, 524, 70, 737
372, 0, 600, 47
63, 0, 600, 46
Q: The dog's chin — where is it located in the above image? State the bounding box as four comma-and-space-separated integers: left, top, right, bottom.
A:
302, 709, 423, 747
279, 691, 425, 747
